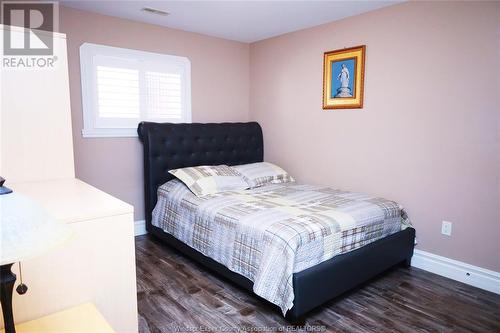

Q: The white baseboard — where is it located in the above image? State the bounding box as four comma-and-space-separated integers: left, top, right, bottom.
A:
134, 220, 147, 236
412, 249, 500, 294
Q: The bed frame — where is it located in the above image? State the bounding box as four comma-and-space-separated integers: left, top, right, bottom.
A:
138, 121, 415, 323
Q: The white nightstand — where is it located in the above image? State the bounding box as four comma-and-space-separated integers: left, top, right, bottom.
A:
3, 179, 138, 333
1, 303, 114, 333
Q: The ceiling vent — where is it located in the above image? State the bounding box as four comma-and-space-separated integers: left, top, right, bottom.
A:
141, 7, 170, 16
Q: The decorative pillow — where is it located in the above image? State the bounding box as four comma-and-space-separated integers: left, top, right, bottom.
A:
232, 162, 295, 188
168, 165, 249, 197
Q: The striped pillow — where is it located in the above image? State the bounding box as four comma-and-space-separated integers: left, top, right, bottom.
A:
232, 162, 295, 188
169, 165, 249, 197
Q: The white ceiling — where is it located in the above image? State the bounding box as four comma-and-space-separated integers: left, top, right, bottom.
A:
60, 1, 403, 43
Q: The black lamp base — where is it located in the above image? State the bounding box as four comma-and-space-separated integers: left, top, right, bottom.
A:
0, 264, 16, 333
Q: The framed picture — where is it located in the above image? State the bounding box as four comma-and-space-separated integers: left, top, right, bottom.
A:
323, 45, 365, 109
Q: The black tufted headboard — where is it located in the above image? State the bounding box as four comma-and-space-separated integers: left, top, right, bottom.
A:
137, 122, 264, 230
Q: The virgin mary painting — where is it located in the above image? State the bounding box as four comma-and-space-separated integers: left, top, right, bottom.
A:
323, 45, 365, 109
332, 59, 355, 98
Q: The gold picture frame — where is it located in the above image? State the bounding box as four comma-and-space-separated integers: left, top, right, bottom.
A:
323, 45, 365, 109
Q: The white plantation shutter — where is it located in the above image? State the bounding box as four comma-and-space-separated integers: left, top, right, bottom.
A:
96, 66, 140, 119
145, 71, 183, 120
80, 43, 191, 137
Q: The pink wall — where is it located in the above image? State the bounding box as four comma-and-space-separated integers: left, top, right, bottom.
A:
250, 1, 500, 271
60, 6, 250, 220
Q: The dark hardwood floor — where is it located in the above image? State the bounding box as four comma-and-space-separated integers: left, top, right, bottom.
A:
136, 235, 500, 333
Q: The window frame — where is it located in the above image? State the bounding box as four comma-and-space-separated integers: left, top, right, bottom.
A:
79, 43, 191, 138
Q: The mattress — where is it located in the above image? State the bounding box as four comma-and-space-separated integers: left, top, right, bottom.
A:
152, 179, 411, 314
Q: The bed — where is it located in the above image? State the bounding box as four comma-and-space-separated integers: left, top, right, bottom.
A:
138, 121, 415, 323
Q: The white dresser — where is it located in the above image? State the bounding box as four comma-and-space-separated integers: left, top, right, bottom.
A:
0, 25, 139, 332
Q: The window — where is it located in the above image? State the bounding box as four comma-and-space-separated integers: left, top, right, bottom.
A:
80, 43, 191, 137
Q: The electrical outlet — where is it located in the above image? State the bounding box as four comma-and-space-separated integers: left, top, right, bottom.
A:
441, 221, 452, 236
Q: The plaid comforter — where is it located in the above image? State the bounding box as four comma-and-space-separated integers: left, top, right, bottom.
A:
152, 180, 411, 314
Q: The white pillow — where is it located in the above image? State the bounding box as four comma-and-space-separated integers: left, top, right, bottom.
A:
169, 165, 249, 197
232, 162, 295, 188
